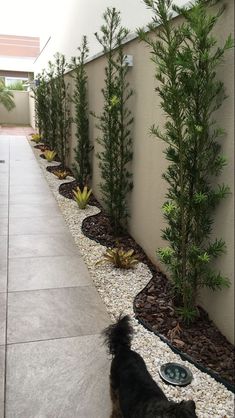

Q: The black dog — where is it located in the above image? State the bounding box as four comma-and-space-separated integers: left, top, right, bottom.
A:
103, 315, 198, 418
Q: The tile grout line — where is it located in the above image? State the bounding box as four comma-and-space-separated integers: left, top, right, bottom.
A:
8, 285, 92, 294
4, 137, 11, 418
7, 332, 103, 347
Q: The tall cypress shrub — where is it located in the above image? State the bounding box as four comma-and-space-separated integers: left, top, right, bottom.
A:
93, 8, 133, 234
34, 71, 51, 141
46, 61, 58, 150
54, 53, 71, 166
71, 36, 92, 186
139, 0, 233, 322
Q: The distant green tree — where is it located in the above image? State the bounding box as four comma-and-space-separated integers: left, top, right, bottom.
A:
0, 79, 15, 111
7, 81, 25, 91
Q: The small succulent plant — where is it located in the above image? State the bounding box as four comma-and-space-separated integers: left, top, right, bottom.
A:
96, 248, 138, 269
54, 170, 70, 180
44, 150, 57, 162
73, 185, 92, 209
31, 133, 41, 143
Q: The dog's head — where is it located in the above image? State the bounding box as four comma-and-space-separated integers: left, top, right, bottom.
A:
173, 400, 197, 417
149, 399, 198, 418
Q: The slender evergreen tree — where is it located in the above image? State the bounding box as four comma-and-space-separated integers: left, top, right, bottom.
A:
138, 0, 233, 322
34, 71, 51, 141
53, 53, 71, 166
71, 36, 92, 186
93, 8, 133, 234
46, 61, 58, 150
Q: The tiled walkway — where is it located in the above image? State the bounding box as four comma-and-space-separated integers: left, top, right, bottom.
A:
0, 135, 111, 418
0, 126, 34, 136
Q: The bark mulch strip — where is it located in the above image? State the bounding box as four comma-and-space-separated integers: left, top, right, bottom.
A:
59, 180, 235, 389
46, 164, 74, 177
34, 144, 50, 152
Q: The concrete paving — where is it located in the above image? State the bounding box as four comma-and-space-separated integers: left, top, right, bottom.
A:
0, 135, 111, 418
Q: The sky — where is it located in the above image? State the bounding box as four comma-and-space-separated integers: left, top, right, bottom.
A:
0, 0, 189, 72
1, 0, 188, 43
0, 0, 57, 48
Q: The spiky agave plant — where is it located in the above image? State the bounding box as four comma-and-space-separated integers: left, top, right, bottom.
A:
73, 185, 92, 209
96, 248, 138, 269
53, 169, 70, 179
44, 150, 57, 162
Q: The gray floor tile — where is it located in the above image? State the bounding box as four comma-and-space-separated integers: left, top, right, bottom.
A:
9, 216, 68, 235
10, 176, 45, 186
9, 203, 60, 218
7, 287, 109, 343
0, 195, 8, 205
10, 185, 51, 195
0, 346, 4, 418
9, 193, 55, 204
9, 234, 78, 258
8, 255, 91, 291
0, 205, 8, 218
0, 185, 8, 194
0, 217, 8, 236
6, 335, 111, 418
0, 294, 6, 345
0, 237, 7, 292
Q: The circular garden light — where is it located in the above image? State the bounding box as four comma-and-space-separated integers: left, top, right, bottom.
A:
159, 362, 193, 386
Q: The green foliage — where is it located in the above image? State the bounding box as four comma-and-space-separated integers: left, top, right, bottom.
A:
44, 150, 57, 162
52, 53, 71, 166
46, 61, 58, 150
96, 247, 138, 269
34, 53, 71, 166
7, 81, 25, 91
92, 8, 134, 234
139, 0, 232, 322
71, 36, 92, 186
73, 185, 92, 209
0, 79, 15, 111
33, 71, 51, 141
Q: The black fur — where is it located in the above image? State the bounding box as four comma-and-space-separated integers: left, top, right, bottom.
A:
103, 315, 198, 418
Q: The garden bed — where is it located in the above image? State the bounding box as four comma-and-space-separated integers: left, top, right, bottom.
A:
59, 179, 235, 389
29, 138, 235, 417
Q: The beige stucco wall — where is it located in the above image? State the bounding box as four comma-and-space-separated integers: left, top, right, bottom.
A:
0, 91, 30, 125
67, 3, 234, 343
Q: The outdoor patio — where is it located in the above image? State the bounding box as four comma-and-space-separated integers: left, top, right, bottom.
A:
0, 131, 111, 418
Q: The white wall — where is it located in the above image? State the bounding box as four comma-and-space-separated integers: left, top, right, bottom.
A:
34, 0, 188, 73
0, 57, 34, 72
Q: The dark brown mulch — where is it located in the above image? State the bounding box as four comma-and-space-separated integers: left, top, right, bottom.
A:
59, 180, 235, 389
46, 164, 74, 177
34, 144, 50, 152
59, 180, 103, 209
